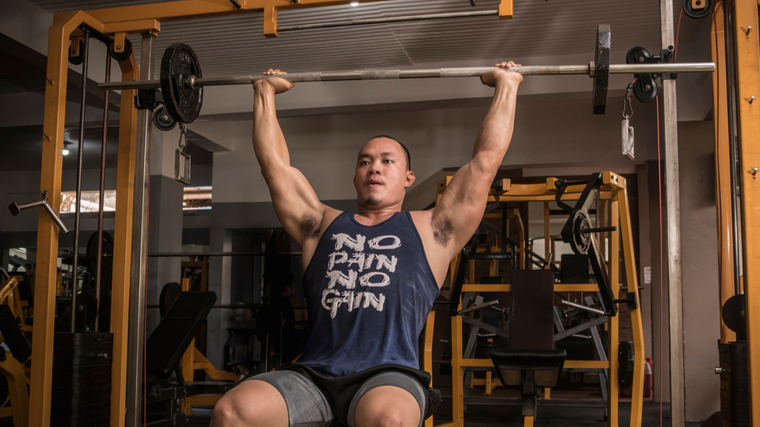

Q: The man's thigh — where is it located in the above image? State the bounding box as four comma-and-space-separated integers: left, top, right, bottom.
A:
348, 372, 426, 427
213, 371, 333, 427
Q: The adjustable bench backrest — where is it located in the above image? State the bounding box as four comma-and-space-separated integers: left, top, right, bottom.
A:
146, 291, 216, 380
508, 269, 555, 351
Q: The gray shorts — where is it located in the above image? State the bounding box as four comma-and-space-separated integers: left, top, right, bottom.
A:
250, 370, 427, 427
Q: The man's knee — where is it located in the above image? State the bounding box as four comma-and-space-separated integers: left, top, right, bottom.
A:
211, 396, 237, 424
360, 408, 410, 427
211, 380, 289, 427
354, 386, 420, 427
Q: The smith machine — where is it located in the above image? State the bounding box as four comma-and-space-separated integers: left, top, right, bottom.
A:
23, 0, 723, 426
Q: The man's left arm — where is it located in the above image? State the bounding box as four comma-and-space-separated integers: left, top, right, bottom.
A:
431, 62, 523, 260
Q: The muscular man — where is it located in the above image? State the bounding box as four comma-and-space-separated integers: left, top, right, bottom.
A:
212, 61, 522, 427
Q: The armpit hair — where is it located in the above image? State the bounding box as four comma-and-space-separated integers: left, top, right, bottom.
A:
300, 214, 321, 239
431, 215, 454, 247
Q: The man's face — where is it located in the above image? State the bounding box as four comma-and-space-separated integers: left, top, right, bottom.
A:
353, 137, 415, 208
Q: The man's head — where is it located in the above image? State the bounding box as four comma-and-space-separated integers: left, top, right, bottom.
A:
354, 135, 415, 209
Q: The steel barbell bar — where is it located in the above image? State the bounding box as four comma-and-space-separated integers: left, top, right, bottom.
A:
98, 62, 714, 91
96, 26, 715, 123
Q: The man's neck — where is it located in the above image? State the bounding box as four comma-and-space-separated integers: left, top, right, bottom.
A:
355, 204, 402, 226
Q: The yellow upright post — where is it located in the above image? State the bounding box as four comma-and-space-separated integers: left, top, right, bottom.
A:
424, 310, 435, 427
608, 200, 619, 427
734, 0, 760, 422
616, 183, 645, 427
28, 11, 109, 426
109, 52, 139, 427
181, 279, 195, 381
451, 314, 464, 426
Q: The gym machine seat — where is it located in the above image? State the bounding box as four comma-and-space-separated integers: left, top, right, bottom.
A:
490, 269, 566, 423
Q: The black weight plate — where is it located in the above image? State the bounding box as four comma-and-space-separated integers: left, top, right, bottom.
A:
593, 24, 611, 115
569, 210, 592, 255
722, 293, 746, 335
618, 341, 635, 389
160, 43, 203, 124
108, 38, 132, 62
87, 230, 114, 282
683, 0, 713, 19
153, 104, 177, 131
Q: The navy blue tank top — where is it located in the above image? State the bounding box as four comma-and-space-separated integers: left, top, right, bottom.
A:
297, 211, 440, 377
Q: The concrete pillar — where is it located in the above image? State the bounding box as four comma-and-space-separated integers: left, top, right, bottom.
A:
146, 127, 184, 333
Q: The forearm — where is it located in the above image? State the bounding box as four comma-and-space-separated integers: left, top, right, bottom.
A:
253, 83, 291, 176
471, 81, 519, 175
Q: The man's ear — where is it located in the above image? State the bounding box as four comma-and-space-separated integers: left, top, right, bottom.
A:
405, 171, 416, 188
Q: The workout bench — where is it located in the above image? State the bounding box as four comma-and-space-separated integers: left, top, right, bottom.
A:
490, 269, 566, 426
145, 290, 234, 426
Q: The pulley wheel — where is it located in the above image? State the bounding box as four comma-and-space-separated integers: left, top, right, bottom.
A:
160, 43, 203, 124
683, 0, 713, 19
722, 293, 746, 338
593, 24, 611, 115
69, 39, 85, 65
625, 46, 650, 65
633, 77, 657, 103
153, 104, 177, 131
108, 38, 133, 62
569, 209, 592, 255
625, 46, 658, 103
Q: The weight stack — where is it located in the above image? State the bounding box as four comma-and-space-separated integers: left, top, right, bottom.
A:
52, 332, 113, 426
718, 342, 750, 427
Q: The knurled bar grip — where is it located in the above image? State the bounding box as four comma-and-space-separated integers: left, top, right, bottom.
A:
98, 62, 715, 91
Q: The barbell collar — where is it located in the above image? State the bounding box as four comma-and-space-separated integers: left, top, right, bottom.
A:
98, 62, 715, 91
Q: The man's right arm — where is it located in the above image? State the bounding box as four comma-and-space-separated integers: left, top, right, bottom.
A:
253, 76, 327, 247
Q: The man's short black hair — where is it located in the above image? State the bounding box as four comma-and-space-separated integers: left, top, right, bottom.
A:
368, 135, 411, 171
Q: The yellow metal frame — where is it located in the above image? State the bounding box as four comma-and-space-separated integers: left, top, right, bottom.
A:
424, 171, 645, 427
711, 1, 760, 421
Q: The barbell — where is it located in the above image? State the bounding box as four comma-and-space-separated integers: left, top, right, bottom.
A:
98, 25, 714, 124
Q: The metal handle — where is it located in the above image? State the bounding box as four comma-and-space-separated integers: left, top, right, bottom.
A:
561, 300, 606, 316
9, 191, 69, 234
457, 299, 500, 315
